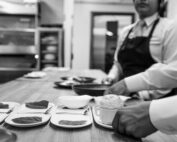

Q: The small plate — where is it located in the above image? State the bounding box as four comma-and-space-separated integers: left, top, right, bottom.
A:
5, 114, 51, 127
51, 107, 92, 128
0, 102, 19, 113
24, 71, 46, 79
54, 76, 96, 89
72, 84, 111, 96
16, 103, 54, 114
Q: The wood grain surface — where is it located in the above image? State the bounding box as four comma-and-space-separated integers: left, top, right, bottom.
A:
0, 69, 171, 142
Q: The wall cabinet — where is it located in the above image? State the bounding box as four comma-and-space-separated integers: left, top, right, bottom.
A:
39, 28, 63, 70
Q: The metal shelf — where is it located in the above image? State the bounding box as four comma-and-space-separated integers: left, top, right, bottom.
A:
0, 28, 36, 32
0, 68, 37, 71
39, 28, 63, 70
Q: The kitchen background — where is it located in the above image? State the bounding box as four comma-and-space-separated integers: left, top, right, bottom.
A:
0, 0, 176, 83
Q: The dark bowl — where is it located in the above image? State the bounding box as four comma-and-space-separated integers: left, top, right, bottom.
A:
72, 84, 110, 96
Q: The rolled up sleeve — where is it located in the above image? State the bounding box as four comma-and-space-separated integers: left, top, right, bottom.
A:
149, 96, 177, 134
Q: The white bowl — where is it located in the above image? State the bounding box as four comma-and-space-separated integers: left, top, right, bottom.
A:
44, 54, 56, 60
46, 45, 57, 52
58, 95, 93, 109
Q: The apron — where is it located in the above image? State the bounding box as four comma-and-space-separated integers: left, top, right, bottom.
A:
118, 18, 176, 98
118, 19, 159, 78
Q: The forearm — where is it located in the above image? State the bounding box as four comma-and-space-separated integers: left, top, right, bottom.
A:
150, 96, 177, 134
107, 61, 122, 81
125, 62, 177, 93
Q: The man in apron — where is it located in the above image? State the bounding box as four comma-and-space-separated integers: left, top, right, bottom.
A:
104, 0, 177, 100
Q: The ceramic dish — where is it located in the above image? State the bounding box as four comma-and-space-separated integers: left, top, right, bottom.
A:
5, 114, 51, 127
72, 84, 110, 96
54, 81, 75, 89
51, 110, 93, 128
51, 106, 93, 128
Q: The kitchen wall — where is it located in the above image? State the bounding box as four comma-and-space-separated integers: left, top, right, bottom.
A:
72, 0, 135, 69
40, 0, 64, 25
167, 0, 177, 19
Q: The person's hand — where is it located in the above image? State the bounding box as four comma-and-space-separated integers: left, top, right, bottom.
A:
102, 77, 114, 85
104, 80, 130, 96
112, 101, 157, 138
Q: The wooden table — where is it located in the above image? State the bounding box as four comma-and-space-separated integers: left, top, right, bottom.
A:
0, 69, 175, 142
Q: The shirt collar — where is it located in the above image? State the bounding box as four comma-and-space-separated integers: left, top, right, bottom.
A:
135, 13, 159, 27
144, 13, 159, 27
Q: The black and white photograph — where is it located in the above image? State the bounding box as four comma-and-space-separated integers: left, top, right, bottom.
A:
0, 0, 177, 142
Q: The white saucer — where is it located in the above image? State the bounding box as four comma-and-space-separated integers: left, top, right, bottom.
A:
51, 114, 92, 128
5, 113, 51, 127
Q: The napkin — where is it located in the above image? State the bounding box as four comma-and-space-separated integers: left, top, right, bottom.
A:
59, 120, 86, 125
12, 116, 42, 124
25, 100, 49, 109
0, 103, 9, 109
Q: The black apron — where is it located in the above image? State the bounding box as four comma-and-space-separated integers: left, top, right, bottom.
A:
117, 19, 176, 98
118, 19, 159, 78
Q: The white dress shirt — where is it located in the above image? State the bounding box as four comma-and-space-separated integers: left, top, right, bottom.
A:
108, 13, 177, 99
150, 95, 177, 134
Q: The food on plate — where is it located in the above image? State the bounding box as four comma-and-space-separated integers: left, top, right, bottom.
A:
59, 120, 87, 125
25, 100, 49, 109
61, 76, 95, 83
97, 94, 124, 109
0, 103, 9, 109
12, 116, 42, 124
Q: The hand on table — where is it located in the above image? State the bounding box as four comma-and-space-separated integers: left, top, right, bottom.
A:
112, 101, 157, 138
102, 77, 114, 85
104, 80, 130, 96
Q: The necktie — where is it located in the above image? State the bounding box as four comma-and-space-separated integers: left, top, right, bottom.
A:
139, 20, 146, 36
